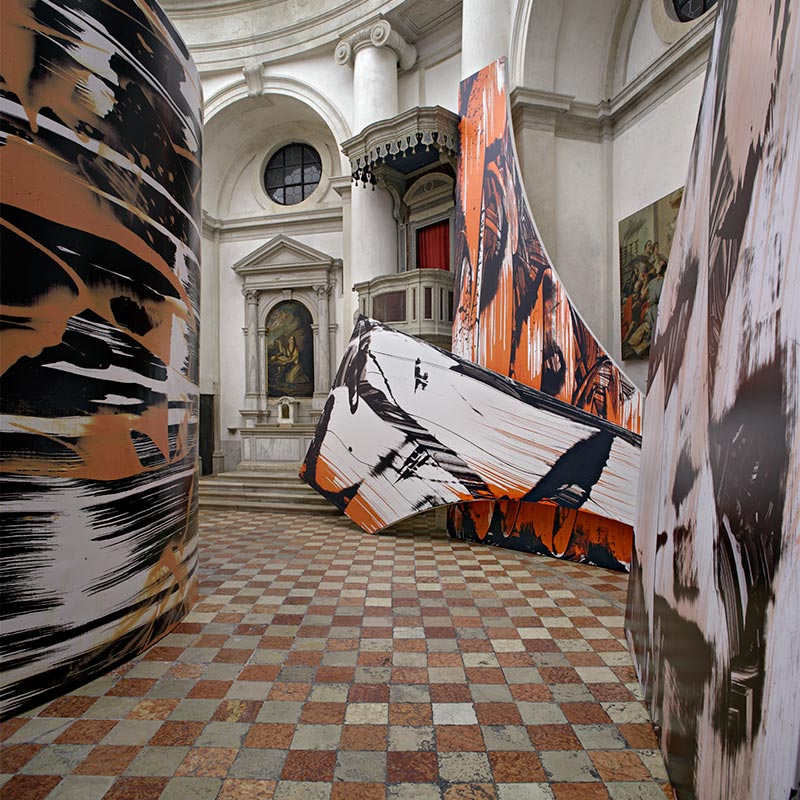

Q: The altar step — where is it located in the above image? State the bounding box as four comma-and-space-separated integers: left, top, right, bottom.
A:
198, 463, 341, 515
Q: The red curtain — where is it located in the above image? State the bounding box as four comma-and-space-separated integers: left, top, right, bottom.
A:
417, 220, 450, 270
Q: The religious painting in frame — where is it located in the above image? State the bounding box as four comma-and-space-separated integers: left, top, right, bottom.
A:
266, 300, 314, 397
618, 188, 683, 360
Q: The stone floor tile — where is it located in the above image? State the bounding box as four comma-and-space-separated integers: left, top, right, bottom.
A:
159, 776, 223, 800
540, 750, 601, 782
124, 745, 190, 776
334, 750, 387, 782
228, 748, 287, 779
0, 509, 673, 800
438, 751, 493, 782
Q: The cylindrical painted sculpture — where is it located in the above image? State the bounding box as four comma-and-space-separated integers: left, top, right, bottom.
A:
0, 0, 202, 719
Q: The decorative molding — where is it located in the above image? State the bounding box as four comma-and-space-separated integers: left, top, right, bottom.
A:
511, 13, 714, 143
340, 105, 459, 186
203, 205, 343, 241
335, 18, 417, 71
242, 59, 264, 96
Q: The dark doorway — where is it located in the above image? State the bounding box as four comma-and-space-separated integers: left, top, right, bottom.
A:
199, 394, 214, 476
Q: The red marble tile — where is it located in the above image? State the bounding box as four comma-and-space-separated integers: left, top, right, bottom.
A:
590, 750, 651, 781
243, 724, 296, 749
430, 684, 472, 703
349, 685, 389, 703
176, 747, 239, 777
213, 649, 252, 664
510, 685, 553, 702
560, 703, 612, 724
218, 778, 278, 799
0, 775, 60, 800
340, 725, 387, 751
40, 696, 96, 717
103, 777, 170, 800
126, 699, 179, 720
474, 703, 523, 725
73, 745, 141, 775
330, 782, 386, 800
587, 683, 634, 702
107, 678, 157, 697
300, 702, 347, 724
0, 718, 28, 743
316, 667, 355, 683
239, 665, 280, 682
526, 724, 582, 751
388, 703, 432, 725
281, 750, 336, 781
149, 721, 205, 746
386, 751, 438, 782
435, 725, 485, 752
55, 719, 118, 745
0, 743, 42, 772
539, 667, 582, 684
489, 751, 546, 782
188, 680, 233, 699
618, 723, 659, 749
464, 668, 506, 684
268, 683, 311, 701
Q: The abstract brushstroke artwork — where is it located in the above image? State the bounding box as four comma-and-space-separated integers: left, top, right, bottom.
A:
301, 317, 641, 536
625, 0, 800, 797
619, 188, 683, 360
0, 0, 202, 719
447, 58, 643, 570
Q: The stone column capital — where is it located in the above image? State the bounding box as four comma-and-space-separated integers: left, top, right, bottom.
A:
335, 19, 417, 71
243, 288, 260, 304
314, 284, 333, 298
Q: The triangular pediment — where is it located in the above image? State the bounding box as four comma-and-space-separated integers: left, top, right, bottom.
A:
233, 234, 334, 275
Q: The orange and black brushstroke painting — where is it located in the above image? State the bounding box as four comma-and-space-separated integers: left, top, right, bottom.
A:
449, 59, 643, 571
0, 0, 202, 718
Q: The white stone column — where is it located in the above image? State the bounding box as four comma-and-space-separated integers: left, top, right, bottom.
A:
336, 21, 416, 299
243, 289, 259, 412
257, 325, 268, 415
461, 0, 511, 79
314, 284, 332, 399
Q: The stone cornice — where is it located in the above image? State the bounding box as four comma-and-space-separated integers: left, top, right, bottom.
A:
341, 105, 459, 185
203, 205, 343, 241
510, 13, 714, 143
335, 19, 417, 71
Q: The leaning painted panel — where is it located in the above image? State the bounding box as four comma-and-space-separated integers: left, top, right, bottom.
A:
625, 1, 800, 797
449, 58, 643, 569
0, 0, 202, 719
301, 317, 641, 535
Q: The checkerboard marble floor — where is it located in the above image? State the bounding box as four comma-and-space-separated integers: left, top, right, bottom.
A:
1, 509, 673, 800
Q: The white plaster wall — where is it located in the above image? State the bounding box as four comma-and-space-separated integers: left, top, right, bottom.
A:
611, 72, 705, 389
421, 52, 461, 110
554, 0, 617, 103
553, 137, 607, 341
199, 233, 220, 395
626, 0, 671, 82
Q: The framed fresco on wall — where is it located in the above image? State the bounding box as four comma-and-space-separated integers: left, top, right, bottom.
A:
266, 300, 314, 397
618, 187, 683, 360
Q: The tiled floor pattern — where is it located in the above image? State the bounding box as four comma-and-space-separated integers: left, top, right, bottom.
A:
1, 509, 672, 800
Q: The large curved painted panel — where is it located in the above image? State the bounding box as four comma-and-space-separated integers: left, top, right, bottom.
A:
0, 0, 202, 719
625, 0, 800, 797
448, 58, 643, 570
301, 317, 640, 535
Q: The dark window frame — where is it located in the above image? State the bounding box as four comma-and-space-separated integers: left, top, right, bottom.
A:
264, 143, 321, 206
673, 0, 717, 22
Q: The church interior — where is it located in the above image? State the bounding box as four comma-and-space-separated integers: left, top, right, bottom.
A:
2, 0, 799, 799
